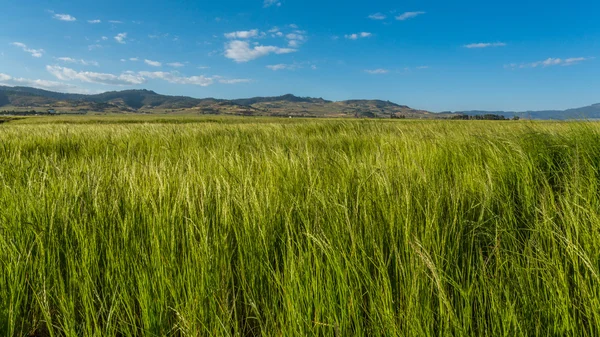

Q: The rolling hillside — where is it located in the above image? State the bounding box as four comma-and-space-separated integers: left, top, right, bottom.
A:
0, 86, 435, 118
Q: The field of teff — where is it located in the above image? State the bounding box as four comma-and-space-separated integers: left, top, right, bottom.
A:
1, 116, 600, 336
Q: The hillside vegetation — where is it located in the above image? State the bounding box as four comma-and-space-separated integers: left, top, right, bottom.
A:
1, 117, 600, 336
0, 86, 435, 118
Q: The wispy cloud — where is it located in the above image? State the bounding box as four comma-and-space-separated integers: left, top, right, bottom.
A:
139, 72, 250, 86
345, 32, 372, 40
365, 69, 389, 74
286, 31, 306, 47
114, 33, 127, 44
368, 13, 387, 20
395, 11, 425, 21
88, 19, 101, 24
11, 42, 44, 58
139, 71, 212, 86
464, 42, 507, 49
264, 0, 281, 7
218, 78, 252, 84
56, 57, 99, 66
144, 59, 162, 67
505, 57, 594, 69
53, 13, 76, 21
224, 40, 296, 62
0, 73, 90, 93
224, 29, 259, 39
46, 65, 145, 85
167, 62, 185, 67
266, 62, 313, 71
266, 64, 297, 71
129, 57, 139, 61
109, 20, 123, 24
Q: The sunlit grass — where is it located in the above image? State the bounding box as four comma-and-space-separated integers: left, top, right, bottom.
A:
1, 117, 599, 336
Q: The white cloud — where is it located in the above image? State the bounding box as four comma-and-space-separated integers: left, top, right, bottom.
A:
506, 57, 594, 69
10, 42, 44, 58
365, 69, 389, 74
198, 66, 211, 69
167, 62, 185, 67
286, 31, 306, 47
56, 57, 99, 66
266, 62, 314, 71
88, 19, 101, 24
395, 11, 426, 21
264, 0, 281, 7
267, 64, 292, 71
368, 13, 386, 20
345, 32, 372, 40
224, 40, 296, 62
289, 24, 298, 29
88, 44, 102, 51
268, 27, 280, 33
101, 36, 108, 41
47, 65, 145, 85
114, 33, 127, 44
53, 13, 76, 22
0, 73, 90, 93
416, 66, 430, 69
139, 71, 213, 86
109, 20, 123, 24
139, 71, 249, 86
311, 65, 317, 70
144, 59, 162, 67
129, 57, 139, 61
218, 78, 251, 84
464, 42, 507, 49
224, 29, 259, 39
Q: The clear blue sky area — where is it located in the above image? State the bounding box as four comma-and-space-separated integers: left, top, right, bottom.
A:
0, 0, 598, 111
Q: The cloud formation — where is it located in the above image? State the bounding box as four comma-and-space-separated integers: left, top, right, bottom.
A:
505, 57, 594, 69
264, 0, 281, 7
365, 69, 389, 74
47, 65, 145, 85
464, 42, 507, 49
11, 42, 44, 58
139, 72, 250, 86
114, 33, 127, 44
144, 59, 162, 67
368, 13, 386, 20
167, 62, 185, 67
224, 29, 259, 39
345, 32, 372, 40
395, 11, 426, 21
224, 40, 296, 62
56, 57, 99, 66
0, 73, 89, 93
53, 13, 76, 21
88, 19, 101, 24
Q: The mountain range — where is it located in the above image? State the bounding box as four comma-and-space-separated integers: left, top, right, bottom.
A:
1, 85, 599, 119
0, 86, 433, 118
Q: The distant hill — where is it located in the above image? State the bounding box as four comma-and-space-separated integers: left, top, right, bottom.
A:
451, 103, 600, 120
0, 86, 435, 118
2, 85, 597, 119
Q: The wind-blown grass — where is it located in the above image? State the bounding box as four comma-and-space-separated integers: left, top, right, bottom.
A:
1, 118, 599, 336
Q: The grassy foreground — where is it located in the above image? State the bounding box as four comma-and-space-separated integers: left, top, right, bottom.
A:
1, 117, 600, 336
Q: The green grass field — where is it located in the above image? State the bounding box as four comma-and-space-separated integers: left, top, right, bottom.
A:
1, 116, 600, 336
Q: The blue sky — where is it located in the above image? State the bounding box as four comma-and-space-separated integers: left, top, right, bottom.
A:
0, 0, 598, 112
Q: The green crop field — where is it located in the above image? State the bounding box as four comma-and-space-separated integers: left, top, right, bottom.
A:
1, 116, 599, 336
